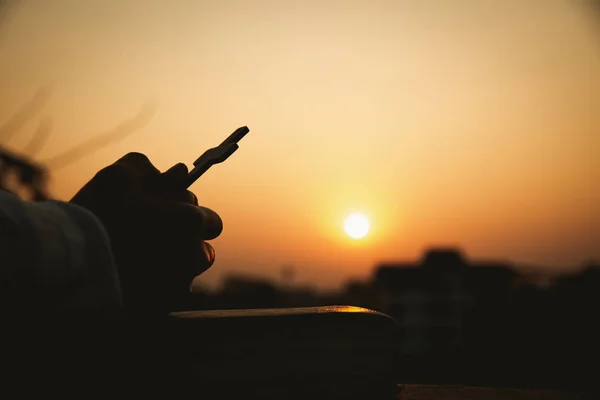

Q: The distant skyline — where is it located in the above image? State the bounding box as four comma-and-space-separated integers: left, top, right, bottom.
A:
1, 1, 598, 289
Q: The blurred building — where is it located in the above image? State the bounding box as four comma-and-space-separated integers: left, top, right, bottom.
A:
372, 248, 517, 357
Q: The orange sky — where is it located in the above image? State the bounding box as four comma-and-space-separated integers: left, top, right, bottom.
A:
1, 0, 598, 289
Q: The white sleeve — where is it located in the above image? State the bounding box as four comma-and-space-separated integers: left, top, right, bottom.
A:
0, 190, 123, 310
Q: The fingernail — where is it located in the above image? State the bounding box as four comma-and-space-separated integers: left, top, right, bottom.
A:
203, 242, 215, 267
189, 192, 199, 206
199, 206, 223, 238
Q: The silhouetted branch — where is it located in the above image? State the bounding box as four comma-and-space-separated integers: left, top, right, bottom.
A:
0, 0, 18, 25
44, 102, 158, 170
0, 86, 52, 143
22, 116, 53, 156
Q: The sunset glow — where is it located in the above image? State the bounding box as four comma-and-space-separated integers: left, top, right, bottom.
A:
344, 213, 370, 240
1, 0, 598, 289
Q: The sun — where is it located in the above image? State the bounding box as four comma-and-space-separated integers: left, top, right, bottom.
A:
344, 213, 370, 239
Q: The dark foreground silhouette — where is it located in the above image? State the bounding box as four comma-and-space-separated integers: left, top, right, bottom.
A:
0, 145, 596, 397
187, 249, 600, 392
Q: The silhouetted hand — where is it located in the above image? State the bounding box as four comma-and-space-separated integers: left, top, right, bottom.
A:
70, 153, 222, 314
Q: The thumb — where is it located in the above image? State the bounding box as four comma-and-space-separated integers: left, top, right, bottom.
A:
162, 163, 189, 187
153, 163, 194, 202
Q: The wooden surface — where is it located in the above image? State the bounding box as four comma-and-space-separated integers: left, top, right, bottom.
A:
396, 385, 594, 400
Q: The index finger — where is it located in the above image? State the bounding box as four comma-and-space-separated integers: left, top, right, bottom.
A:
133, 197, 223, 240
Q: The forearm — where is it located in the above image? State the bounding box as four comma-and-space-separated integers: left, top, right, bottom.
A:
0, 190, 122, 310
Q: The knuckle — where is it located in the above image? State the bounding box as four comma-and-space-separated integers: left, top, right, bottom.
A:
94, 163, 127, 180
118, 153, 160, 180
93, 163, 135, 189
121, 152, 151, 164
